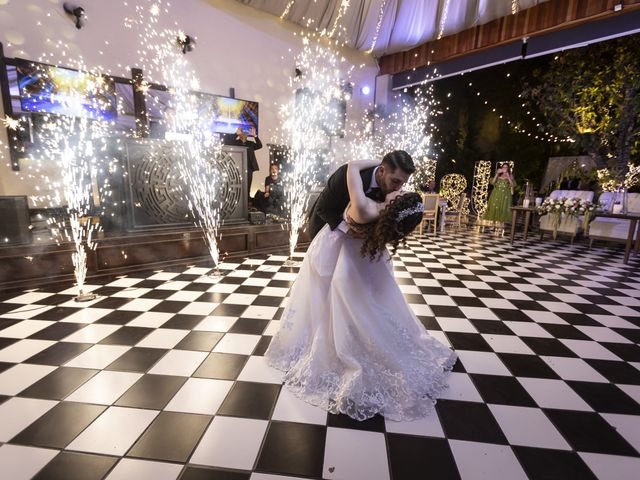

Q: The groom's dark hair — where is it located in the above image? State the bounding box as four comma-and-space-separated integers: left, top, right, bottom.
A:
381, 150, 415, 174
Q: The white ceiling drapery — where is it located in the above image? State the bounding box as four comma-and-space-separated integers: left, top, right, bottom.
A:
234, 0, 547, 55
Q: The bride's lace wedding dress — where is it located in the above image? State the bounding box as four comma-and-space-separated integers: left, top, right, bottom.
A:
265, 216, 456, 421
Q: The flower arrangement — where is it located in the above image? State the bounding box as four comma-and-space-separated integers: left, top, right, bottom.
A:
537, 197, 597, 216
536, 197, 564, 216
537, 197, 597, 237
562, 198, 597, 218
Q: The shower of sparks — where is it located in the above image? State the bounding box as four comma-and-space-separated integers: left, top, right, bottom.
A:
366, 0, 388, 54
354, 85, 438, 192
126, 0, 223, 269
279, 34, 353, 257
413, 158, 437, 192
347, 110, 379, 162
1, 115, 20, 130
22, 59, 117, 297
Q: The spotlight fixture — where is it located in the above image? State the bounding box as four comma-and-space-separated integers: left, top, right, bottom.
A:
177, 33, 196, 54
63, 3, 86, 29
360, 85, 371, 95
294, 67, 303, 78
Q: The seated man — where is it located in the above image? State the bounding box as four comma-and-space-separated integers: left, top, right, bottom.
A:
420, 179, 437, 194
254, 163, 285, 215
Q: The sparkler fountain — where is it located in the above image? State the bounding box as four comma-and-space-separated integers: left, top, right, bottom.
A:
126, 0, 224, 276
372, 86, 438, 192
23, 62, 117, 302
347, 84, 438, 201
280, 34, 352, 266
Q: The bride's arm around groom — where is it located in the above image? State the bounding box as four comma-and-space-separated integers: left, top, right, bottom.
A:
307, 160, 377, 239
346, 159, 383, 225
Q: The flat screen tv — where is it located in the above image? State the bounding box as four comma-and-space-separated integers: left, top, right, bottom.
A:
16, 61, 117, 121
203, 95, 258, 135
146, 89, 258, 138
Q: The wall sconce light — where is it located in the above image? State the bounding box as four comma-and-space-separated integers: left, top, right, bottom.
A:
63, 3, 86, 29
177, 33, 196, 54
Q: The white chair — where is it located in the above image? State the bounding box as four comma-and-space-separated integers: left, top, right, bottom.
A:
419, 194, 440, 236
548, 190, 595, 202
443, 193, 467, 230
589, 192, 640, 247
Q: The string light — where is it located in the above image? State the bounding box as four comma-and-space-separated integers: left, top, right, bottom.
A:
328, 0, 351, 37
625, 163, 640, 189
280, 1, 295, 19
597, 168, 618, 192
472, 160, 491, 218
598, 164, 640, 192
440, 173, 466, 209
366, 0, 388, 54
437, 0, 451, 40
460, 81, 574, 143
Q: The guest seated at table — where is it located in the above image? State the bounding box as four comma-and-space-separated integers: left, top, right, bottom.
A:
420, 180, 438, 194
253, 163, 285, 215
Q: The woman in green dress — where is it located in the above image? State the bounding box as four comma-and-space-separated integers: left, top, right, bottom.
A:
483, 163, 514, 234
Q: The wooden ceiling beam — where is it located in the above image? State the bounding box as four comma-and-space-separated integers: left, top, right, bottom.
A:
379, 0, 640, 76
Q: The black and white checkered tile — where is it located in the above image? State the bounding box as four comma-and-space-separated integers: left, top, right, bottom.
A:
0, 231, 639, 480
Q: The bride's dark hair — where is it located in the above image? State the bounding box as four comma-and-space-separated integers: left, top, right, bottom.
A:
359, 192, 423, 260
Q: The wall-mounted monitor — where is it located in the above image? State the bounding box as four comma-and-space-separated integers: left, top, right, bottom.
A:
206, 95, 258, 135
146, 88, 258, 139
16, 60, 118, 121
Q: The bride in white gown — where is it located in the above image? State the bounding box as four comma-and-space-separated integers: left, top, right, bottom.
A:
266, 159, 457, 421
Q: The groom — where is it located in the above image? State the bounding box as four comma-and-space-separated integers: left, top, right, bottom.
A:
307, 150, 415, 239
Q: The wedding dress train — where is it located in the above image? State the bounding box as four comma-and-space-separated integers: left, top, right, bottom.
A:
265, 222, 456, 421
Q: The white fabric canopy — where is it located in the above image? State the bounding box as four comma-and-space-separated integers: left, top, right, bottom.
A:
234, 0, 547, 55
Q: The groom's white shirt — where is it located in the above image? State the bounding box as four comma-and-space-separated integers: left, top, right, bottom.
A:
366, 166, 380, 193
338, 166, 380, 233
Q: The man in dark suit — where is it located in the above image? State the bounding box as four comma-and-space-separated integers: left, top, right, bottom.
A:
224, 127, 262, 206
307, 150, 416, 239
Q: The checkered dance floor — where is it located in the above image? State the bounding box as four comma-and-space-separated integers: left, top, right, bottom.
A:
0, 231, 639, 480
